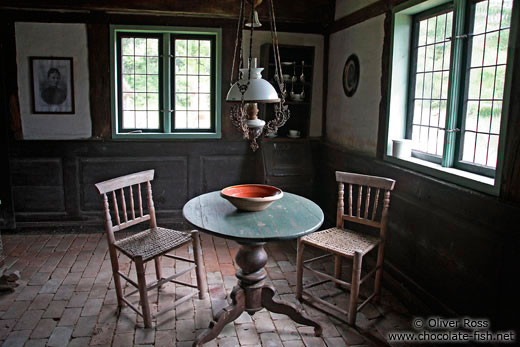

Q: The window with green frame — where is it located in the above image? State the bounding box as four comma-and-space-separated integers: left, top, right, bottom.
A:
111, 26, 221, 138
407, 0, 513, 177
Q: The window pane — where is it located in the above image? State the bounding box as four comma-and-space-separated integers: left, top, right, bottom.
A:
199, 41, 211, 57
122, 111, 135, 129
147, 75, 159, 93
147, 39, 159, 56
175, 94, 188, 110
135, 93, 146, 110
199, 94, 211, 110
147, 57, 159, 74
468, 68, 482, 99
470, 34, 485, 67
135, 57, 146, 74
176, 40, 187, 56
135, 38, 146, 55
187, 58, 199, 75
187, 111, 199, 128
487, 135, 499, 167
122, 56, 134, 74
483, 32, 499, 66
460, 0, 510, 169
175, 58, 187, 74
477, 101, 492, 133
188, 40, 199, 56
490, 101, 502, 134
409, 10, 452, 157
176, 76, 187, 93
465, 101, 479, 132
147, 112, 160, 128
474, 133, 489, 165
136, 111, 147, 128
501, 0, 513, 28
462, 132, 476, 162
135, 75, 146, 92
147, 93, 159, 110
175, 111, 187, 128
199, 111, 211, 128
123, 75, 134, 92
122, 38, 134, 55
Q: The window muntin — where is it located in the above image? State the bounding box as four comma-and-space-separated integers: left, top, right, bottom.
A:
172, 35, 215, 132
113, 29, 219, 137
118, 34, 163, 132
406, 0, 513, 177
458, 0, 513, 170
409, 9, 454, 160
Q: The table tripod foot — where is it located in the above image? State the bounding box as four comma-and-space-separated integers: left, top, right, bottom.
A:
261, 285, 322, 337
193, 287, 245, 346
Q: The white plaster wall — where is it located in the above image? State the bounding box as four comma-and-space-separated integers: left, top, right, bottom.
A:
326, 15, 385, 156
16, 22, 92, 139
242, 31, 324, 137
335, 0, 380, 20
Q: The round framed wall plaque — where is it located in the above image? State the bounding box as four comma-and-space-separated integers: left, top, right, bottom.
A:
343, 54, 360, 97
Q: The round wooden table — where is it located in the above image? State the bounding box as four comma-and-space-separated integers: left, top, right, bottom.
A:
183, 191, 324, 346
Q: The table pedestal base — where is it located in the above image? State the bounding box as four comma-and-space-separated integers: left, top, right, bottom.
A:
193, 243, 322, 346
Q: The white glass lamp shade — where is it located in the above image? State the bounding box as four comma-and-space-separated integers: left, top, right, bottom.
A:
226, 67, 280, 103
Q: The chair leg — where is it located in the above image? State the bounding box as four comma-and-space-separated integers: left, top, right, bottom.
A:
192, 230, 208, 299
154, 256, 162, 289
296, 238, 305, 300
373, 243, 385, 303
108, 245, 124, 308
348, 250, 362, 326
135, 256, 152, 328
334, 255, 342, 288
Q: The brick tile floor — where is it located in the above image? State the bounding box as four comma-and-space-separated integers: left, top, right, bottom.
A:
0, 232, 414, 346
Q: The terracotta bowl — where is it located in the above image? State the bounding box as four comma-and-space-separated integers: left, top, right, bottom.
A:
220, 184, 283, 212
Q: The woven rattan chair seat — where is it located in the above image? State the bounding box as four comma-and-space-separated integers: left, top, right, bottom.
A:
302, 227, 380, 257
115, 227, 191, 261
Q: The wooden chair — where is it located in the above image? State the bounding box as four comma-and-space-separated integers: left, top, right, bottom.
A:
95, 169, 207, 328
296, 171, 395, 325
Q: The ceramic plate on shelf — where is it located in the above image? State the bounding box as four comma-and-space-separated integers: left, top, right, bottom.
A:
287, 134, 301, 139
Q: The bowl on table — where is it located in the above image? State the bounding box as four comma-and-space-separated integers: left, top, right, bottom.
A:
220, 184, 283, 212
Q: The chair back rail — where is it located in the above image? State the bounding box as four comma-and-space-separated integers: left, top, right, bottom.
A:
95, 170, 157, 239
335, 171, 395, 238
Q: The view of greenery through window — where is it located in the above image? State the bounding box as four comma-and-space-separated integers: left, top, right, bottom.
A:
173, 39, 212, 129
409, 0, 512, 171
462, 0, 512, 168
411, 10, 453, 157
121, 37, 161, 130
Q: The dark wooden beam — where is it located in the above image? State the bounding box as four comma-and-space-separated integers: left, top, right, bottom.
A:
499, 1, 520, 203
376, 12, 393, 159
88, 12, 111, 139
0, 0, 334, 26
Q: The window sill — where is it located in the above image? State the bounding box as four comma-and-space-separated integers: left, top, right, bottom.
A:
384, 154, 498, 195
112, 132, 222, 140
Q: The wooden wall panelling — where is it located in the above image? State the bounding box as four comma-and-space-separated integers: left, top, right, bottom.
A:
200, 155, 257, 193
11, 158, 66, 213
79, 156, 188, 212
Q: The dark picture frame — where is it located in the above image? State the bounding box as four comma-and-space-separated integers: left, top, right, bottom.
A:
30, 57, 75, 114
343, 54, 360, 97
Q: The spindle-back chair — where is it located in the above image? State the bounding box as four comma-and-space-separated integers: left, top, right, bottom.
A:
95, 170, 207, 328
296, 171, 395, 325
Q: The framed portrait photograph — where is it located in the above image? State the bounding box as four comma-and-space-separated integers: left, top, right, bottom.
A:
30, 57, 75, 114
343, 54, 360, 97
